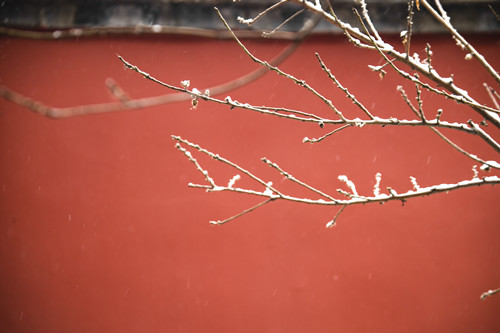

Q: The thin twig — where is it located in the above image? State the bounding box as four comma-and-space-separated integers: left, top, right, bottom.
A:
261, 157, 338, 202
353, 7, 499, 117
172, 135, 284, 197
488, 5, 500, 22
315, 53, 374, 119
174, 143, 216, 187
117, 55, 327, 124
251, 105, 324, 120
188, 182, 282, 198
397, 85, 419, 116
214, 7, 347, 121
31, 55, 487, 143
210, 198, 275, 225
326, 205, 346, 228
399, 86, 500, 169
237, 0, 287, 25
327, 5, 375, 50
353, 7, 500, 151
415, 83, 426, 122
429, 127, 500, 170
425, 43, 433, 73
420, 0, 500, 85
263, 9, 305, 37
296, 0, 500, 128
173, 136, 500, 227
303, 125, 351, 143
484, 83, 500, 111
404, 0, 415, 59
355, 9, 500, 124
98, 62, 490, 136
468, 120, 500, 153
360, 0, 382, 41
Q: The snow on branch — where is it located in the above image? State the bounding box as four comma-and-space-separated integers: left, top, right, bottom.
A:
292, 0, 500, 128
116, 53, 493, 145
420, 0, 500, 86
167, 1, 500, 233
480, 287, 500, 301
172, 135, 500, 228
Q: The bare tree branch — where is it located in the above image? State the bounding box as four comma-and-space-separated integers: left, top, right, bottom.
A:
210, 198, 276, 226
360, 0, 382, 42
172, 135, 500, 225
484, 83, 500, 111
403, 0, 415, 60
291, 0, 500, 128
315, 53, 374, 120
214, 7, 347, 121
237, 0, 288, 26
263, 9, 305, 37
261, 157, 338, 202
120, 55, 495, 141
302, 124, 351, 143
420, 0, 500, 85
398, 85, 500, 170
489, 5, 500, 23
326, 205, 346, 228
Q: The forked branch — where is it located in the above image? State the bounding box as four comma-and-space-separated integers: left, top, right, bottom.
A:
173, 135, 500, 227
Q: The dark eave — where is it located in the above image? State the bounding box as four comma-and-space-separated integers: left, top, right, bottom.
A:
0, 0, 498, 38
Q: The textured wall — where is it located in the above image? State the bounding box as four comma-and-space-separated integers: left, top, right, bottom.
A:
0, 34, 499, 332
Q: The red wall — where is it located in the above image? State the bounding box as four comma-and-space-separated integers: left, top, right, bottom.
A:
0, 33, 499, 332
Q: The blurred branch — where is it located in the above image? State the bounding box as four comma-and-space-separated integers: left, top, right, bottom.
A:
0, 13, 322, 118
480, 287, 500, 300
489, 5, 500, 23
0, 25, 303, 41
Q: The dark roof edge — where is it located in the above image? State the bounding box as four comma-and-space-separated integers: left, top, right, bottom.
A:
0, 1, 498, 38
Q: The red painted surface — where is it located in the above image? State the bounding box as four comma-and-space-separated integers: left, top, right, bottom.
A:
0, 34, 499, 332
